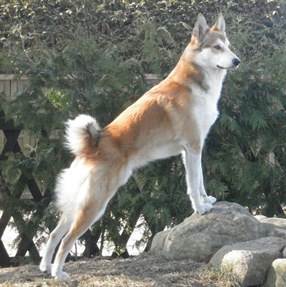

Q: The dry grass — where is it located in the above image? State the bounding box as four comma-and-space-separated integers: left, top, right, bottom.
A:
0, 254, 239, 287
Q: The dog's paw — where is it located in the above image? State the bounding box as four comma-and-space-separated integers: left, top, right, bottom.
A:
51, 265, 70, 279
39, 260, 51, 273
54, 271, 70, 280
195, 203, 213, 215
52, 270, 70, 280
203, 195, 217, 205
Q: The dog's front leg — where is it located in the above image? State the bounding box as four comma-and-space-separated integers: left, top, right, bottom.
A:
199, 168, 217, 205
182, 148, 213, 215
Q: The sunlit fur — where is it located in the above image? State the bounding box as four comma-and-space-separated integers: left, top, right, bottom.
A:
39, 14, 240, 279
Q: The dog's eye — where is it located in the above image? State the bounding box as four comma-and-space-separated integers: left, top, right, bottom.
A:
214, 45, 222, 50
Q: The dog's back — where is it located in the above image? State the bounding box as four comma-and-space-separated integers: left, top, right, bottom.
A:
68, 14, 239, 169
40, 14, 240, 279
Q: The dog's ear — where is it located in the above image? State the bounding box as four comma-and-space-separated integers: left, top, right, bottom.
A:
211, 14, 226, 32
192, 14, 209, 42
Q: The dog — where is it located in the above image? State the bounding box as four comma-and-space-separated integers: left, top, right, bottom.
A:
39, 14, 240, 279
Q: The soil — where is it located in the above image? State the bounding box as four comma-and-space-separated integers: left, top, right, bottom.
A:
0, 254, 238, 287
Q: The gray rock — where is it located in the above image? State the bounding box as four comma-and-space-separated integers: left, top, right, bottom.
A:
263, 259, 286, 287
255, 215, 286, 229
269, 228, 286, 240
210, 237, 286, 287
255, 215, 286, 239
150, 201, 266, 261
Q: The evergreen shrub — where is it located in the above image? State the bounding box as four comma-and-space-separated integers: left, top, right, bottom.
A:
0, 0, 285, 262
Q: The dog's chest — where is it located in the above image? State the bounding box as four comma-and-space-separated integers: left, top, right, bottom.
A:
191, 86, 221, 136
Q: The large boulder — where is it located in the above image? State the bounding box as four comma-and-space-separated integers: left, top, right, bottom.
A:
210, 237, 286, 287
255, 215, 286, 239
263, 258, 286, 287
255, 215, 286, 229
150, 201, 266, 261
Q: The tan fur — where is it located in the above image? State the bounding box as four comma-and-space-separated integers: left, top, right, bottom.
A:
86, 64, 203, 163
40, 14, 240, 279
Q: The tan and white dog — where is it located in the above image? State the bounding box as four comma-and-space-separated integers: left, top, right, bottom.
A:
40, 14, 240, 279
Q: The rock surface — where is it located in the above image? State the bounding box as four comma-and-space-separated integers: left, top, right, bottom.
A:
263, 258, 286, 287
151, 201, 286, 287
210, 237, 286, 287
150, 201, 266, 261
256, 215, 286, 239
255, 215, 286, 229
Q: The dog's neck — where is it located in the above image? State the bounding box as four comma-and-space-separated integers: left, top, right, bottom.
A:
167, 55, 226, 94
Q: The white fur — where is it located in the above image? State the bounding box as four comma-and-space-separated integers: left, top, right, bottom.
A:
39, 217, 71, 274
65, 114, 100, 155
195, 38, 238, 71
39, 14, 240, 279
55, 160, 91, 217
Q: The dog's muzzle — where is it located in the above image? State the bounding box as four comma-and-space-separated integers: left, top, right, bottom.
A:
217, 57, 241, 70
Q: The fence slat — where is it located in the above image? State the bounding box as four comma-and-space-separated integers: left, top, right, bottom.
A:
0, 75, 44, 266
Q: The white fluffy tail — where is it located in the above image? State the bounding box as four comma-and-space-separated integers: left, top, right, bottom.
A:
65, 114, 101, 156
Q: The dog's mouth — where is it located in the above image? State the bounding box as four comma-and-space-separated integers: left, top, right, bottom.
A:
216, 65, 236, 70
217, 65, 228, 70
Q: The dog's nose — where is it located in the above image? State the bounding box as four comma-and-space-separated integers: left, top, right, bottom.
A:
232, 58, 241, 67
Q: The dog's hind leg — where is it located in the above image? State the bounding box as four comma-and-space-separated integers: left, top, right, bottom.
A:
39, 216, 72, 273
51, 193, 111, 279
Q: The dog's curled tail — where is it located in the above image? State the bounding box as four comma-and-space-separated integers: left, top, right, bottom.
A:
65, 114, 101, 156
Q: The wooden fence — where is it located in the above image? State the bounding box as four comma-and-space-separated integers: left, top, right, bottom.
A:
0, 74, 158, 155
0, 75, 35, 155
0, 75, 50, 267
0, 74, 159, 267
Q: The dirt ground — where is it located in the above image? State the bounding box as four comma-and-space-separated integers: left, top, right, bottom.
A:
0, 254, 239, 287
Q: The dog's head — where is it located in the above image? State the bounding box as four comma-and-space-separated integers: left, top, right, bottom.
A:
186, 14, 240, 71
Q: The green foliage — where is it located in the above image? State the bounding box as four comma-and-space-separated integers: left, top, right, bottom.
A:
203, 0, 286, 215
205, 64, 286, 216
0, 0, 285, 264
